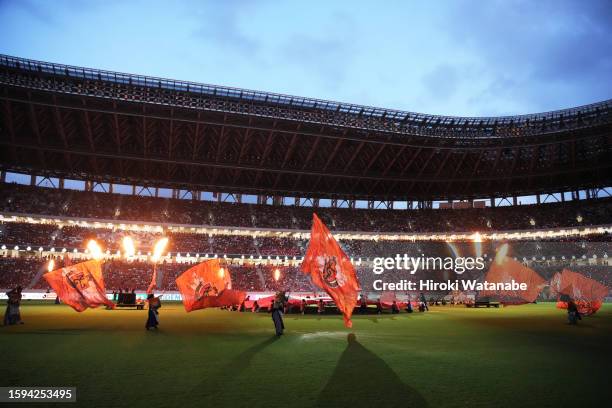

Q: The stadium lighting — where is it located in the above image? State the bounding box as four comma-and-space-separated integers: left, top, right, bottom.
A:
26, 246, 31, 251
576, 215, 583, 223
1, 245, 6, 250
151, 237, 169, 263
38, 247, 43, 252
47, 259, 55, 272
51, 248, 55, 252
14, 246, 19, 250
122, 236, 136, 258
87, 240, 103, 260
62, 248, 67, 253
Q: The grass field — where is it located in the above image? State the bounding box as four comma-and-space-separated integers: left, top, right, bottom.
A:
1, 302, 611, 408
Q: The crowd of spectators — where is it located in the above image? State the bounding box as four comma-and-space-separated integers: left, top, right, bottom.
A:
0, 257, 43, 289
0, 222, 58, 247
1, 183, 610, 233
1, 182, 609, 295
1, 251, 608, 295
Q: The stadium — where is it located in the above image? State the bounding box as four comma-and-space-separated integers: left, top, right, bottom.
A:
1, 6, 611, 406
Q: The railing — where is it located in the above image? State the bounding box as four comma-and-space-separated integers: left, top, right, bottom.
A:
1, 54, 611, 137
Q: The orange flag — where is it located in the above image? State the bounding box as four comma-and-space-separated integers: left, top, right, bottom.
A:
175, 259, 235, 312
43, 260, 114, 312
479, 256, 545, 304
214, 289, 247, 308
550, 269, 608, 315
301, 213, 360, 327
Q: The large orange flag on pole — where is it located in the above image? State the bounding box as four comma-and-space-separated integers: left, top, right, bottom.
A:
301, 213, 360, 327
550, 269, 608, 315
175, 259, 245, 312
479, 254, 545, 305
43, 260, 114, 312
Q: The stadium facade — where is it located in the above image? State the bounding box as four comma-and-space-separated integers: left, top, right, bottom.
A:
1, 54, 610, 209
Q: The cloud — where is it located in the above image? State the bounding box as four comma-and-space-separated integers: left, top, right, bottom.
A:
422, 64, 460, 100
437, 0, 612, 113
0, 0, 57, 26
190, 1, 261, 57
280, 34, 355, 91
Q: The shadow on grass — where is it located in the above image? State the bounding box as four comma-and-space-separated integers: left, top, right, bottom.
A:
316, 333, 428, 408
193, 336, 279, 400
1, 328, 92, 335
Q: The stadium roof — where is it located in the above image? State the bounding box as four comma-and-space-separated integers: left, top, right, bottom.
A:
1, 54, 611, 201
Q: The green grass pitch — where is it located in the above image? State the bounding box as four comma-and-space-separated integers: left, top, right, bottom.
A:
1, 302, 611, 408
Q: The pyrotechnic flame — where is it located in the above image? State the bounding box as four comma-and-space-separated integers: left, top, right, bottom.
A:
47, 259, 55, 272
87, 240, 103, 260
122, 236, 136, 258
151, 237, 168, 262
472, 232, 482, 258
274, 268, 281, 281
495, 243, 509, 265
218, 267, 225, 278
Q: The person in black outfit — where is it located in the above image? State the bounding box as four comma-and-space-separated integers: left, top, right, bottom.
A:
145, 294, 161, 330
567, 300, 581, 325
391, 300, 400, 314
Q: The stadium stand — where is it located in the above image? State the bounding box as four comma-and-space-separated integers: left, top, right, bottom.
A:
1, 183, 610, 233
